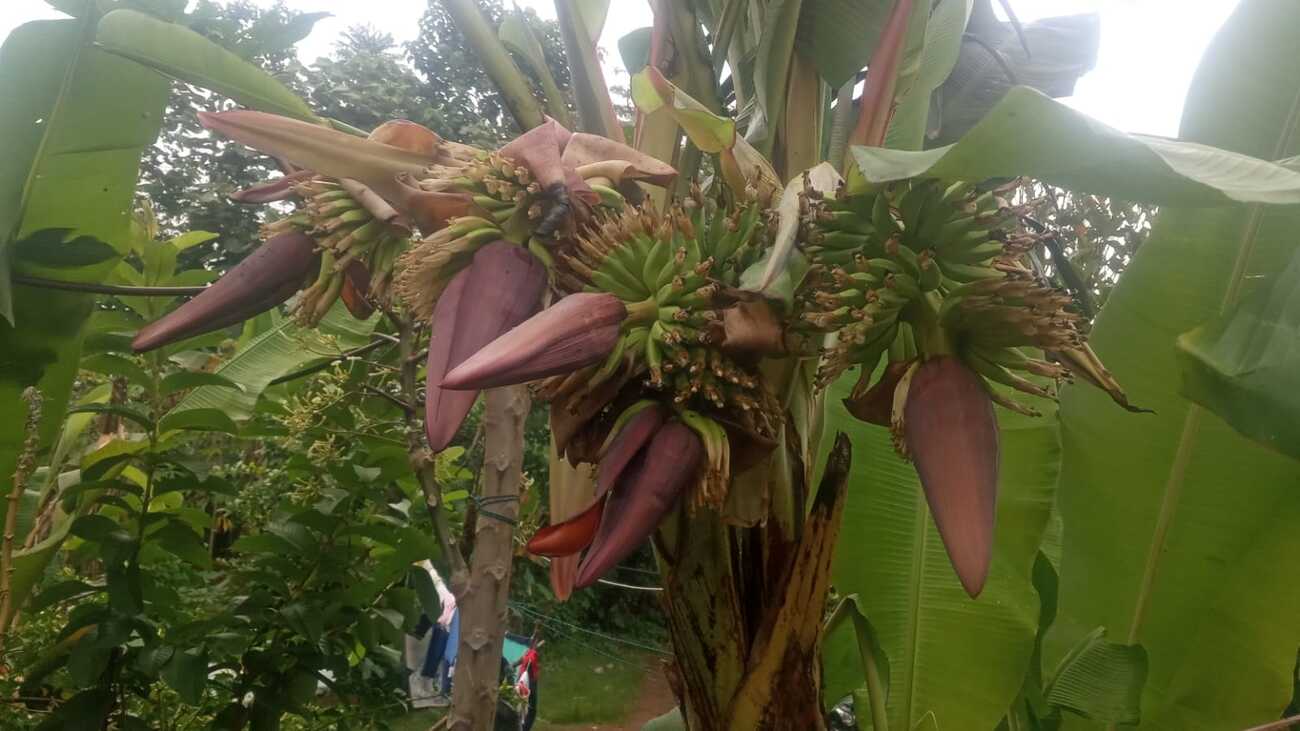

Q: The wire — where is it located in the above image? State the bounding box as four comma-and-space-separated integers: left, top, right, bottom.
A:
535, 556, 662, 592
14, 275, 208, 297
507, 607, 663, 673
509, 602, 673, 658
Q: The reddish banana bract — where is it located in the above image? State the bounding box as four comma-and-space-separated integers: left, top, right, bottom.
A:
595, 405, 667, 498
575, 422, 703, 589
526, 495, 606, 558
424, 240, 547, 452
904, 356, 1000, 597
132, 231, 319, 353
441, 292, 627, 390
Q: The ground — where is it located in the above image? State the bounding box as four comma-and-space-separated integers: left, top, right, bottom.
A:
391, 637, 676, 730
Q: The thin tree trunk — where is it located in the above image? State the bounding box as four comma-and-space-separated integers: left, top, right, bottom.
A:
449, 384, 530, 731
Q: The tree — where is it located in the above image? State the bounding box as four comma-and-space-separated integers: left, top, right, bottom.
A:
408, 0, 572, 147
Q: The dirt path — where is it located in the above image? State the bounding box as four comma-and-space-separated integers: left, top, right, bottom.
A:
543, 668, 676, 730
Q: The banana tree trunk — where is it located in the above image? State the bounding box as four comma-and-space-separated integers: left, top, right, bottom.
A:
449, 385, 530, 731
656, 435, 851, 730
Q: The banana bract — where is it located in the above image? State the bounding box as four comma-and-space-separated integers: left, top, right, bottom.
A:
131, 231, 319, 353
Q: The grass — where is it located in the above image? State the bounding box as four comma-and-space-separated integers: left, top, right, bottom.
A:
389, 709, 444, 731
532, 637, 650, 726
388, 637, 652, 729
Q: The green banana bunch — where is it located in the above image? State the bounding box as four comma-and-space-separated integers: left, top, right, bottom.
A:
546, 193, 777, 442
800, 177, 1138, 417
260, 177, 414, 324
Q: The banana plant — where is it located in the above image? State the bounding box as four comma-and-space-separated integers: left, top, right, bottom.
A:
429, 1, 1300, 728
10, 0, 1300, 729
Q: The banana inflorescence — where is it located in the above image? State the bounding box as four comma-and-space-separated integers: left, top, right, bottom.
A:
445, 184, 783, 520
794, 176, 1139, 596
263, 176, 420, 325
149, 107, 1141, 600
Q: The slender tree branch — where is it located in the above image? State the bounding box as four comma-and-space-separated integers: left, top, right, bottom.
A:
13, 275, 208, 297
391, 311, 468, 586
0, 387, 42, 650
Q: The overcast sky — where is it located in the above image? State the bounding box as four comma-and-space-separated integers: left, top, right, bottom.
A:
1, 0, 1242, 138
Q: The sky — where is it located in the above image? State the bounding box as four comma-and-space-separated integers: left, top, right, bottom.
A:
0, 0, 1243, 138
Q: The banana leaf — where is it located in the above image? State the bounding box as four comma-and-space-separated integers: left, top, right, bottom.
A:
1176, 231, 1300, 460
846, 86, 1300, 206
1047, 1, 1300, 727
928, 4, 1099, 146
94, 9, 320, 122
0, 13, 170, 540
168, 304, 379, 422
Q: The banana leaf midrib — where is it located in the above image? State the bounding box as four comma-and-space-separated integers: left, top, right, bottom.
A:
901, 481, 931, 727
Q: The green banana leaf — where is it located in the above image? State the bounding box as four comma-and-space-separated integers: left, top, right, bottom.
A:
168, 304, 380, 422
883, 0, 974, 151
847, 86, 1300, 206
1176, 231, 1300, 460
1047, 1, 1300, 727
0, 14, 170, 539
821, 382, 1060, 730
94, 9, 320, 123
794, 0, 893, 88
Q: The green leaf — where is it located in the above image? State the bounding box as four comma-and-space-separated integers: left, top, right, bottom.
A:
168, 302, 378, 422
166, 230, 219, 252
795, 0, 893, 88
499, 10, 572, 128
847, 86, 1300, 206
135, 643, 175, 676
233, 533, 299, 556
408, 566, 442, 623
1046, 2, 1300, 727
884, 0, 974, 151
823, 595, 889, 728
80, 353, 149, 388
1044, 627, 1147, 725
499, 12, 550, 74
158, 407, 240, 435
617, 27, 653, 77
158, 370, 242, 398
94, 9, 319, 122
29, 579, 100, 614
821, 381, 1059, 729
152, 520, 212, 569
751, 0, 803, 152
80, 438, 150, 481
286, 669, 319, 708
632, 69, 736, 153
70, 514, 131, 544
242, 11, 330, 57
68, 404, 152, 431
0, 14, 167, 588
929, 9, 1099, 146
68, 637, 114, 686
0, 15, 170, 322
1175, 240, 1300, 459
161, 648, 208, 704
